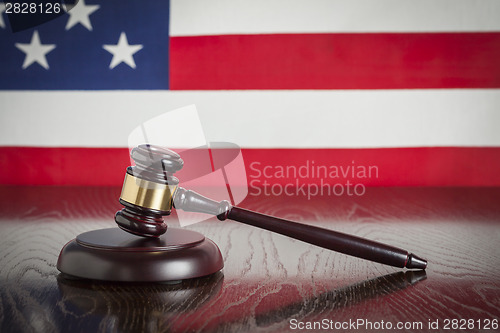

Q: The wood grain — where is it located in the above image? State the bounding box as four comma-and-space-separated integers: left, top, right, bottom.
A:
0, 186, 499, 332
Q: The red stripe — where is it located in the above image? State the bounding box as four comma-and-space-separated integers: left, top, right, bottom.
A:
243, 147, 500, 187
1, 147, 500, 186
0, 147, 130, 186
170, 33, 500, 89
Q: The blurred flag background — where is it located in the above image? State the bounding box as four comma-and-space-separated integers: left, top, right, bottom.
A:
1, 0, 499, 187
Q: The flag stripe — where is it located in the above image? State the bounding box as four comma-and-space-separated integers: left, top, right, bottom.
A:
1, 146, 499, 186
0, 147, 130, 186
1, 90, 499, 148
170, 0, 500, 36
170, 33, 500, 90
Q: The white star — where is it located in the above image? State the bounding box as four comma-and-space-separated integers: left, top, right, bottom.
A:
0, 2, 6, 29
65, 0, 99, 31
15, 31, 56, 70
103, 32, 143, 69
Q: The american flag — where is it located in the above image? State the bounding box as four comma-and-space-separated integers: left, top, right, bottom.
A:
1, 0, 500, 187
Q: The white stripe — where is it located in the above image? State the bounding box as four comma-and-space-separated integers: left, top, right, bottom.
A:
1, 90, 500, 148
170, 0, 500, 36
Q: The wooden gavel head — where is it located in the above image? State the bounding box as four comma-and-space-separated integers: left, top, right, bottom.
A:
114, 144, 184, 237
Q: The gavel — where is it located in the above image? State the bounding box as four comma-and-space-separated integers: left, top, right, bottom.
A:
114, 144, 427, 270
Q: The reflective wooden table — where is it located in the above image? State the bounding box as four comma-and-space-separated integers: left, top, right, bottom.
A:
0, 186, 499, 332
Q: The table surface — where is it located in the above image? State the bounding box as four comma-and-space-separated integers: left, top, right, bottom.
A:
0, 186, 499, 333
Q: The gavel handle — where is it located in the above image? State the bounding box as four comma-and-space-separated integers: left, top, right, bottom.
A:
173, 188, 427, 269
227, 206, 411, 268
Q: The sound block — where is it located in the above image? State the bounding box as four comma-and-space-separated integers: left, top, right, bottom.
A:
57, 228, 224, 282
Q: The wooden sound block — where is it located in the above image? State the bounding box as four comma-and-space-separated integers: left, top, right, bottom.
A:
57, 228, 224, 282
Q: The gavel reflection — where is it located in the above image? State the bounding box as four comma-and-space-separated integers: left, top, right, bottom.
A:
115, 144, 427, 270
